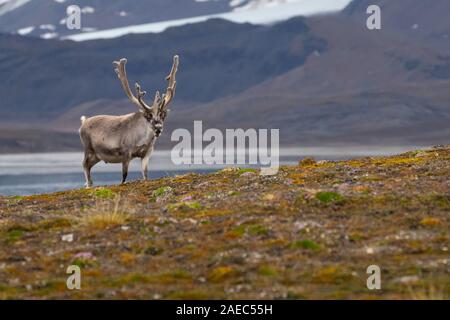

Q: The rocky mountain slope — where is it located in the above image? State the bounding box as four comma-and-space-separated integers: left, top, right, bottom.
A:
0, 0, 449, 152
0, 0, 349, 39
344, 0, 450, 51
0, 17, 326, 122
0, 0, 236, 38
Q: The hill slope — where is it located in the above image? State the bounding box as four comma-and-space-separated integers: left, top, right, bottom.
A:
0, 146, 449, 299
0, 0, 350, 39
0, 0, 234, 38
0, 17, 326, 122
344, 0, 450, 51
1, 0, 450, 152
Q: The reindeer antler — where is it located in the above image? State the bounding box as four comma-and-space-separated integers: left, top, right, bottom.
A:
113, 55, 179, 116
113, 58, 152, 112
153, 55, 179, 116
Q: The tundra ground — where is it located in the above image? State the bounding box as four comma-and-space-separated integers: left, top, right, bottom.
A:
0, 147, 449, 299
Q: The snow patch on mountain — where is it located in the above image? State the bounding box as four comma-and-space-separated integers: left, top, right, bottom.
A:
0, 0, 31, 16
40, 24, 55, 31
40, 32, 58, 39
66, 0, 351, 41
81, 6, 94, 14
17, 25, 34, 35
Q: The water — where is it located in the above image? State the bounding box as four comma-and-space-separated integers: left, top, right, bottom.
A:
0, 147, 418, 196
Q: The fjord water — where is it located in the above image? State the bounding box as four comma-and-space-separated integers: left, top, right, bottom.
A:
0, 147, 418, 196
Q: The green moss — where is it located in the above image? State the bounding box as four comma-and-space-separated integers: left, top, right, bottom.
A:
289, 240, 321, 251
168, 201, 202, 211
258, 266, 278, 277
187, 201, 202, 210
431, 195, 450, 207
128, 273, 151, 283
315, 191, 343, 203
7, 196, 23, 204
227, 224, 268, 238
208, 266, 236, 282
151, 186, 173, 201
248, 224, 269, 236
312, 266, 353, 284
7, 229, 23, 242
144, 246, 163, 256
237, 168, 257, 175
37, 218, 72, 230
153, 186, 173, 197
229, 225, 246, 237
72, 259, 87, 268
166, 269, 191, 279
93, 188, 115, 199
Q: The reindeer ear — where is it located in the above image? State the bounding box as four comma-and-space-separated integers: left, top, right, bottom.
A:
144, 111, 153, 120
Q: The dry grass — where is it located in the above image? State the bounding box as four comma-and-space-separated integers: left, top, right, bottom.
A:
80, 196, 129, 229
408, 284, 446, 300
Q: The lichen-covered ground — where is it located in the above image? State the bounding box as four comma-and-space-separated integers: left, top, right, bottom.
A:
0, 147, 449, 299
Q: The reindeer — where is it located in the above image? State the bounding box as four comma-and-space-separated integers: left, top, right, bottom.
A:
79, 55, 179, 187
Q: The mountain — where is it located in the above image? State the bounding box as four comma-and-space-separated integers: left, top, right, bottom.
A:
48, 15, 450, 148
0, 0, 351, 39
344, 0, 450, 51
0, 17, 327, 122
0, 0, 233, 38
1, 0, 450, 152
154, 14, 450, 146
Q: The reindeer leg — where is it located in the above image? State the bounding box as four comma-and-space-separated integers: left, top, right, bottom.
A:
122, 160, 130, 184
141, 152, 151, 180
83, 152, 99, 188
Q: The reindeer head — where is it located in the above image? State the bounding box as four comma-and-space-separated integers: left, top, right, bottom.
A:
113, 55, 179, 138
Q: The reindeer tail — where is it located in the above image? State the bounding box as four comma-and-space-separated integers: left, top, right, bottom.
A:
80, 115, 87, 124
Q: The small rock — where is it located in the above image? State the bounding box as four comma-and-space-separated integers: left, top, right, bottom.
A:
415, 151, 427, 158
263, 194, 276, 201
198, 277, 206, 283
196, 182, 210, 188
337, 183, 351, 193
240, 171, 255, 177
168, 217, 178, 224
121, 226, 130, 231
153, 226, 162, 234
394, 275, 420, 285
294, 221, 308, 230
185, 218, 197, 225
366, 247, 375, 255
61, 234, 74, 242
73, 252, 93, 259
299, 157, 316, 166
